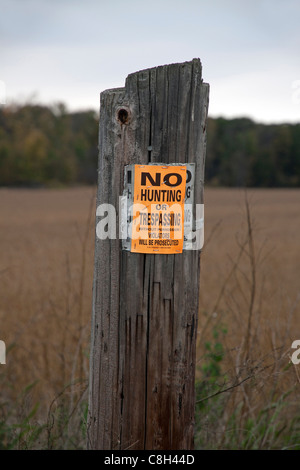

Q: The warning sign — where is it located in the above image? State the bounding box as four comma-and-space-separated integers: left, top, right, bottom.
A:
130, 165, 187, 253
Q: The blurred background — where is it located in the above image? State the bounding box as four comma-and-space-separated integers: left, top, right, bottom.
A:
0, 0, 300, 450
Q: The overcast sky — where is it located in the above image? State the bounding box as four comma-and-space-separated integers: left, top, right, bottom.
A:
1, 0, 300, 123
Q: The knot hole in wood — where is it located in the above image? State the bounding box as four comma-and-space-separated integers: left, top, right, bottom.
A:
117, 108, 130, 125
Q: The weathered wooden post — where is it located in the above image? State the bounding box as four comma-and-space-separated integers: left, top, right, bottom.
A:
88, 59, 209, 450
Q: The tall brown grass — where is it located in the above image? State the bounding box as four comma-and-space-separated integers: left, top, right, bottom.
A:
196, 189, 300, 449
0, 187, 96, 448
0, 186, 299, 449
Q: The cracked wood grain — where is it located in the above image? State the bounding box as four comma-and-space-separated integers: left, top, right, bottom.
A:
88, 59, 209, 450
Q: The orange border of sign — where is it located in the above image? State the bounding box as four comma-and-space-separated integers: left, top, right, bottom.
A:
131, 165, 187, 254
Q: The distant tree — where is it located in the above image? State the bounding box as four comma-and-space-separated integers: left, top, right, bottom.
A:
0, 104, 299, 188
0, 103, 98, 186
206, 117, 300, 188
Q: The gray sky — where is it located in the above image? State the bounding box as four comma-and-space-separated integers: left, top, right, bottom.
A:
1, 0, 300, 123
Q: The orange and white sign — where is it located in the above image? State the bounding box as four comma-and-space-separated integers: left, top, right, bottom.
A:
130, 165, 187, 253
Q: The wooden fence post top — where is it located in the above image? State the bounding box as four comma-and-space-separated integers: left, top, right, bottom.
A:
125, 57, 203, 78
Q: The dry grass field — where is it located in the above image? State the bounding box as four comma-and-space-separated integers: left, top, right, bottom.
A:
199, 187, 300, 358
0, 186, 300, 449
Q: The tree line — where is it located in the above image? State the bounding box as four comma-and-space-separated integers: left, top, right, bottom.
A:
0, 104, 299, 187
206, 117, 300, 187
0, 103, 98, 187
